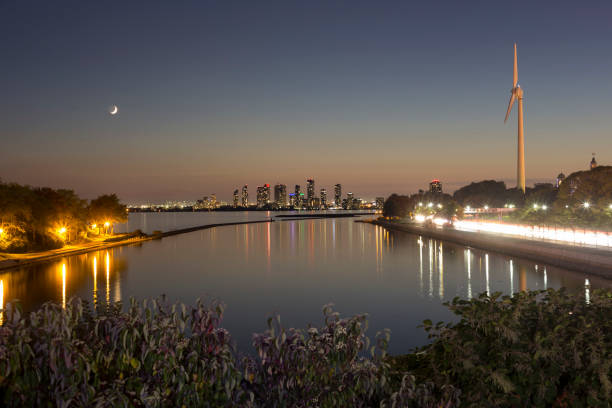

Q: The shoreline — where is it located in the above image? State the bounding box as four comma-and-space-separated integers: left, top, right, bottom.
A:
366, 219, 612, 280
0, 219, 274, 271
0, 214, 374, 271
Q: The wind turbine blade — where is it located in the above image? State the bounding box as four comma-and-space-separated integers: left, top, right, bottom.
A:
504, 93, 516, 123
513, 43, 518, 87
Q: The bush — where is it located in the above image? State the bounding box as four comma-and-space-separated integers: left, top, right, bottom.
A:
1, 288, 608, 407
414, 288, 612, 407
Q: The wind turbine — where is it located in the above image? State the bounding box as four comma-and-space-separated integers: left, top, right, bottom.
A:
504, 43, 525, 193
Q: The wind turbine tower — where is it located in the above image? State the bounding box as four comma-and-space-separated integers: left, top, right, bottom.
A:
504, 43, 525, 193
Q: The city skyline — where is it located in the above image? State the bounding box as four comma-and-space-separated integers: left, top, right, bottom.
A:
1, 1, 611, 202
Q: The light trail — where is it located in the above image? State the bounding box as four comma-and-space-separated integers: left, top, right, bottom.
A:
454, 220, 612, 248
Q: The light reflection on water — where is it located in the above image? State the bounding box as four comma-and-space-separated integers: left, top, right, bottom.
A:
0, 215, 609, 354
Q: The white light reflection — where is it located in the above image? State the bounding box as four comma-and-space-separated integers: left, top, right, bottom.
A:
466, 249, 472, 299
585, 279, 590, 304
485, 254, 490, 296
438, 242, 444, 299
418, 237, 423, 295
428, 239, 433, 298
509, 260, 514, 297
543, 267, 547, 289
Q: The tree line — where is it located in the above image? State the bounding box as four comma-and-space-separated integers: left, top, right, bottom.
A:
384, 166, 612, 229
0, 181, 127, 252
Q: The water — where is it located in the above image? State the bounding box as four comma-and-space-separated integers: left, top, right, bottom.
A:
1, 212, 609, 354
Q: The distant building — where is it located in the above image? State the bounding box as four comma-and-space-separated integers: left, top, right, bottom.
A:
274, 184, 287, 207
241, 185, 248, 207
556, 173, 565, 188
347, 192, 354, 210
590, 154, 598, 170
233, 190, 239, 208
306, 179, 315, 208
320, 188, 327, 209
288, 193, 296, 207
334, 184, 342, 207
294, 185, 301, 208
429, 179, 442, 193
256, 184, 270, 208
376, 197, 385, 210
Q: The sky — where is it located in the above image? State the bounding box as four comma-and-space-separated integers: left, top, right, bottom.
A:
1, 0, 611, 203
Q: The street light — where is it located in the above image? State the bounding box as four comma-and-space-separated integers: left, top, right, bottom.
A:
583, 202, 590, 209
428, 202, 433, 208
484, 205, 489, 210
418, 202, 423, 207
533, 204, 538, 210
542, 205, 548, 210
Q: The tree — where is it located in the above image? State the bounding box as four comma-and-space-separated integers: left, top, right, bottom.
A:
88, 194, 127, 233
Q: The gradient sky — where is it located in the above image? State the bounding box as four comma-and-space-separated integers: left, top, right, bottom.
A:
1, 1, 611, 203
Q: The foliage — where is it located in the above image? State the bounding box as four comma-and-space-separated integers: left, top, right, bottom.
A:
0, 182, 127, 251
1, 289, 609, 407
0, 298, 447, 407
415, 288, 612, 407
383, 193, 463, 220
89, 194, 128, 228
453, 180, 516, 208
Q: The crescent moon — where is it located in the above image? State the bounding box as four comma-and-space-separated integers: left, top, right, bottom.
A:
109, 105, 118, 115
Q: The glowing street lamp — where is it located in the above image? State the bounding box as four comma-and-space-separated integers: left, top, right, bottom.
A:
533, 204, 538, 210
58, 227, 67, 234
583, 202, 590, 209
418, 202, 423, 207
437, 203, 443, 209
542, 205, 548, 210
0, 228, 3, 235
484, 205, 489, 210
427, 202, 433, 208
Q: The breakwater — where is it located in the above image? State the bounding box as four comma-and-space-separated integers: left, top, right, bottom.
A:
367, 220, 612, 279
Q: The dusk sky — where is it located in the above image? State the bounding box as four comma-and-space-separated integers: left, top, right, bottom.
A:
1, 0, 611, 203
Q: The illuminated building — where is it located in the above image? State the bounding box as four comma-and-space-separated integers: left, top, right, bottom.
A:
294, 185, 301, 208
590, 154, 598, 170
429, 179, 442, 193
556, 173, 565, 188
232, 189, 239, 208
256, 184, 271, 208
274, 184, 287, 207
320, 188, 327, 209
347, 192, 354, 210
241, 185, 248, 207
376, 197, 385, 209
334, 184, 342, 207
289, 193, 296, 207
306, 179, 315, 209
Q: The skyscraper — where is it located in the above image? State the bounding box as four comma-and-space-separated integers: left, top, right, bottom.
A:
429, 179, 442, 193
320, 188, 327, 209
256, 185, 270, 208
334, 184, 342, 207
241, 185, 248, 207
232, 189, 239, 208
347, 192, 354, 210
294, 185, 301, 208
306, 179, 315, 209
376, 197, 385, 210
274, 184, 287, 207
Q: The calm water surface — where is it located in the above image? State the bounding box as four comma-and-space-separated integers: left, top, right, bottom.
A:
1, 212, 609, 354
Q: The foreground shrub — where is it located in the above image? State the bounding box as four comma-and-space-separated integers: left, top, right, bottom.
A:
1, 299, 425, 407
416, 288, 612, 407
1, 288, 608, 407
